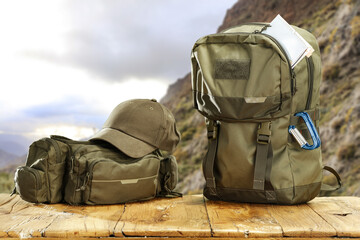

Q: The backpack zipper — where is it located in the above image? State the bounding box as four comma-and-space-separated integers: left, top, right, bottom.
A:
305, 56, 314, 110
220, 22, 270, 33
259, 33, 296, 95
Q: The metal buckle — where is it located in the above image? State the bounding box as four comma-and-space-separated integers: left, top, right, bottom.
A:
288, 112, 321, 150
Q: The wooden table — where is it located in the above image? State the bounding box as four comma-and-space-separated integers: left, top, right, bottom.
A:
0, 193, 359, 239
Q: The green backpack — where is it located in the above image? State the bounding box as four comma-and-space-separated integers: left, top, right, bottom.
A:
14, 135, 180, 205
191, 23, 341, 204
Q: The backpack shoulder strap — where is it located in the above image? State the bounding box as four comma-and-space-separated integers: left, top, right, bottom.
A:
321, 166, 342, 192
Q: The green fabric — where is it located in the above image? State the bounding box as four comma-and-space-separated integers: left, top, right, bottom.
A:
52, 136, 177, 205
14, 138, 68, 203
14, 135, 180, 205
51, 135, 179, 205
193, 23, 334, 204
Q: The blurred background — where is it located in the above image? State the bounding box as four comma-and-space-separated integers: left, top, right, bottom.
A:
1, 0, 359, 197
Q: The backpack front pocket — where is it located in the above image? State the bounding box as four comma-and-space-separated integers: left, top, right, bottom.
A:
192, 34, 292, 121
84, 156, 160, 205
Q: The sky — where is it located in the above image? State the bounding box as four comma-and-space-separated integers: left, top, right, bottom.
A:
0, 0, 237, 152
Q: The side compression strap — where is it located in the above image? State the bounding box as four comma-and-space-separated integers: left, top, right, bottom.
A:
321, 166, 342, 192
203, 120, 219, 197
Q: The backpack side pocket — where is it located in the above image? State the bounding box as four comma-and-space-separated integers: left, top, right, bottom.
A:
14, 166, 47, 203
14, 138, 68, 203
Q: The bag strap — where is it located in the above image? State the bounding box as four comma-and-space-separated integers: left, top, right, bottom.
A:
321, 165, 342, 192
253, 122, 277, 203
160, 191, 183, 198
203, 119, 219, 197
159, 156, 183, 198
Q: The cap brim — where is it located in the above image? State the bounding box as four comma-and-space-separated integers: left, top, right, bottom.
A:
90, 128, 157, 158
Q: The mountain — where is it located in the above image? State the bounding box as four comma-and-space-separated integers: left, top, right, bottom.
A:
161, 0, 360, 195
0, 134, 29, 156
0, 149, 18, 169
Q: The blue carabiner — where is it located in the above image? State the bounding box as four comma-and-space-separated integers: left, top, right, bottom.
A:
288, 112, 321, 150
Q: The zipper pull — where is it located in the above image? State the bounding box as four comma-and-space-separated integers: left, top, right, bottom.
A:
69, 156, 75, 180
70, 156, 74, 174
253, 24, 270, 34
260, 25, 270, 33
76, 172, 90, 191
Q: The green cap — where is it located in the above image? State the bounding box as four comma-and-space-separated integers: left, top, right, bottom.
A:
91, 99, 180, 158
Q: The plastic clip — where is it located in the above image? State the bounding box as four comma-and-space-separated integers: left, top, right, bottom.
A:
288, 112, 321, 150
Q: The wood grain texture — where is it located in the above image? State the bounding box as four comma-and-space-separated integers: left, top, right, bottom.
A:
206, 199, 282, 237
1, 194, 360, 239
43, 204, 125, 238
308, 196, 360, 237
0, 194, 20, 237
1, 238, 356, 240
268, 204, 336, 237
119, 195, 211, 237
0, 195, 63, 238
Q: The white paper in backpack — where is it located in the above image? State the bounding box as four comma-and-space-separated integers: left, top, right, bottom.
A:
262, 14, 314, 68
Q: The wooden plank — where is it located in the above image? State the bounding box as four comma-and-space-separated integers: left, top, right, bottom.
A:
0, 194, 21, 238
5, 199, 68, 238
0, 193, 16, 206
43, 204, 125, 238
267, 203, 336, 237
0, 194, 62, 238
0, 238, 354, 240
119, 195, 211, 237
0, 194, 21, 214
0, 194, 124, 238
0, 195, 33, 238
206, 199, 282, 238
308, 196, 360, 237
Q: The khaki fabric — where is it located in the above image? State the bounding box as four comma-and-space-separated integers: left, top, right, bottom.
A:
51, 136, 179, 205
14, 135, 179, 205
91, 99, 181, 158
192, 23, 324, 204
14, 138, 68, 203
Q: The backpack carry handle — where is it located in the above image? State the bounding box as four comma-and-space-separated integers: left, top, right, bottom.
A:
321, 166, 342, 192
288, 112, 321, 150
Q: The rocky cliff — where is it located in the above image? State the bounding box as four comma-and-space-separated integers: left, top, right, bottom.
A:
161, 0, 360, 195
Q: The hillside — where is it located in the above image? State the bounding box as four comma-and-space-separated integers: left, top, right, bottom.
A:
161, 0, 360, 195
0, 149, 18, 169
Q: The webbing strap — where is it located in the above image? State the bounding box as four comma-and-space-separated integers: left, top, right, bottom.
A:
203, 120, 219, 196
253, 122, 271, 190
321, 166, 342, 192
253, 122, 277, 202
253, 142, 269, 190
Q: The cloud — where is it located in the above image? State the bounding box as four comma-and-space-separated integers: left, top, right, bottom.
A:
0, 0, 237, 144
16, 0, 237, 82
0, 61, 168, 141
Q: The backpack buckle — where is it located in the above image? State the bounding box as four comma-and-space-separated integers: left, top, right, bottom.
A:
257, 122, 271, 144
206, 120, 218, 139
288, 112, 321, 150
